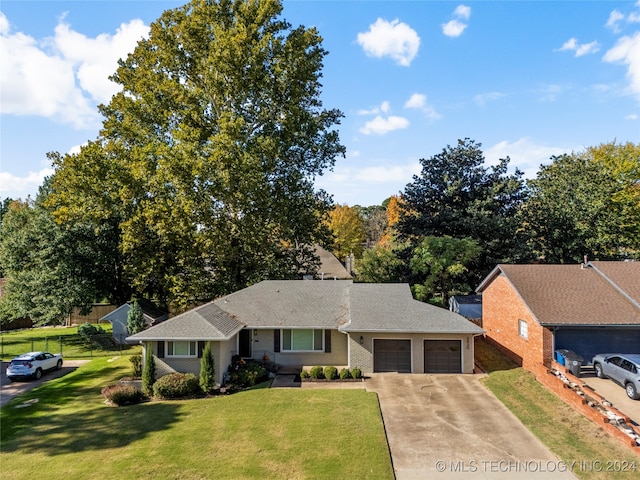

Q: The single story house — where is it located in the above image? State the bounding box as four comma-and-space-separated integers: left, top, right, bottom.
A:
101, 300, 169, 344
476, 261, 640, 370
127, 280, 484, 384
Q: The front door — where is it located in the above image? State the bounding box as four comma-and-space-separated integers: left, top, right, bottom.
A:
239, 329, 253, 358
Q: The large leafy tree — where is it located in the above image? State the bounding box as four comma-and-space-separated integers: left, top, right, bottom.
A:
48, 0, 344, 307
521, 142, 640, 262
0, 184, 126, 325
409, 236, 481, 306
325, 204, 365, 260
399, 138, 530, 285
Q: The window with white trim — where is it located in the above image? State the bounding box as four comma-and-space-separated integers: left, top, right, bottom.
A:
167, 341, 197, 357
282, 329, 323, 352
518, 319, 528, 339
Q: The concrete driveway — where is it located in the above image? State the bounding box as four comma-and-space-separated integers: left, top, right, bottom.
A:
580, 371, 640, 425
0, 360, 88, 407
366, 374, 578, 480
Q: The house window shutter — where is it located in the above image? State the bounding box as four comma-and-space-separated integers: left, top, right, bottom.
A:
198, 341, 205, 358
157, 341, 165, 358
324, 330, 331, 353
274, 330, 280, 352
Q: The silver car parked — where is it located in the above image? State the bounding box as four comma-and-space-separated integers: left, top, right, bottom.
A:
592, 353, 640, 400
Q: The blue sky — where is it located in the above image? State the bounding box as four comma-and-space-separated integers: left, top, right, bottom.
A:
1, 1, 639, 207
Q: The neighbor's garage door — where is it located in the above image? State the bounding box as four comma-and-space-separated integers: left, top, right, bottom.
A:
424, 340, 462, 373
374, 339, 412, 373
555, 328, 640, 365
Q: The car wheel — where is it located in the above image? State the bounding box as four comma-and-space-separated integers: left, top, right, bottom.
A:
34, 368, 42, 380
594, 363, 605, 378
56, 360, 63, 370
626, 383, 639, 400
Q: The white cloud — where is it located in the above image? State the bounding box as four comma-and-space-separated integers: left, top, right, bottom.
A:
0, 13, 148, 129
404, 93, 441, 119
485, 138, 572, 179
359, 115, 409, 135
442, 20, 467, 38
558, 37, 600, 57
454, 5, 471, 20
442, 5, 471, 38
357, 18, 420, 66
0, 168, 55, 198
603, 32, 640, 100
606, 10, 625, 33
625, 113, 638, 120
474, 91, 506, 107
358, 101, 391, 115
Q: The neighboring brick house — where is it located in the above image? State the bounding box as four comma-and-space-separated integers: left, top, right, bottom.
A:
476, 261, 640, 370
127, 280, 484, 384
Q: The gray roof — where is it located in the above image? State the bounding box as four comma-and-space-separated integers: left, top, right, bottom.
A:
314, 245, 352, 279
127, 280, 483, 342
344, 283, 484, 334
126, 302, 243, 341
214, 280, 351, 329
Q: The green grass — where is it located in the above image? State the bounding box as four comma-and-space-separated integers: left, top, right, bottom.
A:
0, 356, 393, 479
476, 338, 640, 480
0, 324, 140, 360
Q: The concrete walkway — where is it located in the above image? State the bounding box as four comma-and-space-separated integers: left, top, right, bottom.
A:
365, 374, 578, 480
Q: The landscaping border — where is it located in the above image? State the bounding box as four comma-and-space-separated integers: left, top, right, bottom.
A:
530, 361, 640, 454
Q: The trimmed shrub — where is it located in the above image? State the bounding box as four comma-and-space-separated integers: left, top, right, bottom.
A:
130, 354, 142, 378
142, 352, 156, 396
300, 369, 310, 379
339, 368, 352, 379
324, 366, 338, 380
309, 365, 324, 379
153, 372, 200, 399
102, 384, 145, 406
351, 367, 362, 379
199, 343, 216, 394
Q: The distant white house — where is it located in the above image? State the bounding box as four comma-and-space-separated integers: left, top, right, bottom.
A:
101, 300, 168, 344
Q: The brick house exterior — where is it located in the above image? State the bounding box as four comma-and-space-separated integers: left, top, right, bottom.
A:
477, 262, 640, 371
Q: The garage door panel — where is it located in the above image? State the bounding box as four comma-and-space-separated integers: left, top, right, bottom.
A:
555, 328, 640, 364
424, 340, 462, 373
374, 339, 411, 373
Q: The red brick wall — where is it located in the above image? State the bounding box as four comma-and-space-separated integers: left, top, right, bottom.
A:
482, 274, 554, 369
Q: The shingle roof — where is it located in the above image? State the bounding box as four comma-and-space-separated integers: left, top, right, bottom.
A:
477, 262, 640, 326
127, 279, 483, 341
590, 261, 640, 306
126, 302, 243, 341
214, 280, 351, 328
314, 245, 352, 279
344, 283, 484, 333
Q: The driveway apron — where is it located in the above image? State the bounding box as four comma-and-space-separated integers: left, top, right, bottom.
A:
366, 374, 578, 480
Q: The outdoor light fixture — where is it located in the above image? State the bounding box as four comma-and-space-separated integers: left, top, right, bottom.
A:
359, 336, 364, 345
253, 329, 258, 336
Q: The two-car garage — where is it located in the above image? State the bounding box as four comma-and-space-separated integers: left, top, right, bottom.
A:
373, 339, 463, 374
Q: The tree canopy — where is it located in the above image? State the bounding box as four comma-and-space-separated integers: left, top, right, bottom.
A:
399, 138, 529, 285
324, 204, 365, 260
47, 0, 344, 308
521, 142, 640, 262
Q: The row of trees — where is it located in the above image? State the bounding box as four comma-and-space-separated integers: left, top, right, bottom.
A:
325, 139, 639, 307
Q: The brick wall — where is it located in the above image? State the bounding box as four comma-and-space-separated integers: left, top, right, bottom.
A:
482, 274, 554, 369
530, 362, 640, 453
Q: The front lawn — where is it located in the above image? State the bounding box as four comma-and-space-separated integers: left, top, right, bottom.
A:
0, 356, 393, 479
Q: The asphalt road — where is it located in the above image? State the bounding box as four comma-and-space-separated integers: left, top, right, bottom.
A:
0, 359, 89, 407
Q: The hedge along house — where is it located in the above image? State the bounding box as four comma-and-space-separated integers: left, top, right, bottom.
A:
476, 261, 640, 370
127, 280, 484, 385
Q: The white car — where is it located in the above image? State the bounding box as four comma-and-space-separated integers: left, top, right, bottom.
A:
6, 351, 63, 381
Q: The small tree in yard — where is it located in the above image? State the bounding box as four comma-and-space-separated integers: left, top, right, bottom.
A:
127, 300, 146, 335
199, 343, 215, 394
142, 349, 156, 396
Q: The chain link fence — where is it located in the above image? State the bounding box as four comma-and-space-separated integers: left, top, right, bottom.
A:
1, 333, 139, 360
